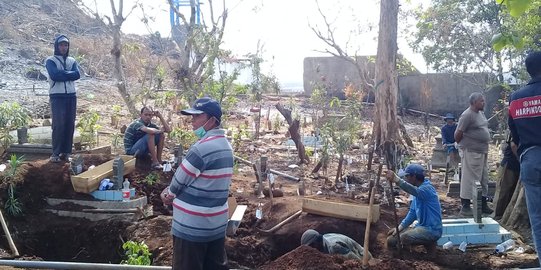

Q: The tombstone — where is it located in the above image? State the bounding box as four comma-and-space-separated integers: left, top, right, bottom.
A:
431, 135, 447, 169
173, 145, 184, 168
472, 182, 483, 223
112, 157, 125, 189
70, 155, 84, 175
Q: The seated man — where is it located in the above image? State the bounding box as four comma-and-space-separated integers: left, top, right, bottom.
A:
441, 113, 459, 168
300, 229, 372, 260
386, 164, 442, 251
124, 107, 171, 169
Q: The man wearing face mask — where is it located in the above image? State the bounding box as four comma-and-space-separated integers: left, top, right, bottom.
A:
161, 97, 233, 270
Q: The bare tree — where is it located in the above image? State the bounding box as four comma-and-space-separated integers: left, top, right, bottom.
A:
309, 1, 376, 94
168, 0, 228, 102
106, 0, 139, 117
276, 104, 310, 165
310, 0, 411, 171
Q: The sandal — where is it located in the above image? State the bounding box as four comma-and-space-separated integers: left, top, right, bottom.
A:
151, 163, 163, 170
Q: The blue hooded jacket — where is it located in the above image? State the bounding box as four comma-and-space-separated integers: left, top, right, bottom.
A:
45, 35, 80, 96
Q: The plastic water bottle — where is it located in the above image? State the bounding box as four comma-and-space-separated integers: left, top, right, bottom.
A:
495, 239, 515, 253
458, 241, 467, 252
255, 203, 263, 219
122, 178, 130, 201
442, 241, 453, 249
453, 171, 459, 181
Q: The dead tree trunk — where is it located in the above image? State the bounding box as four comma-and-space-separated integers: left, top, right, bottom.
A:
374, 0, 402, 253
109, 0, 138, 117
398, 117, 414, 148
501, 181, 530, 232
373, 0, 401, 151
276, 103, 310, 164
335, 154, 344, 184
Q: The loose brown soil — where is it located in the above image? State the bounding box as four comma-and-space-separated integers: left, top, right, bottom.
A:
0, 103, 538, 269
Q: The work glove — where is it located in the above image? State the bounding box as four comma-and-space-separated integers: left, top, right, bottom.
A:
387, 224, 404, 236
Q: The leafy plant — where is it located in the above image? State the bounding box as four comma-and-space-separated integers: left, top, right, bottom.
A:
121, 240, 151, 266
272, 114, 282, 133
77, 110, 101, 147
154, 65, 166, 90
232, 124, 249, 151
112, 105, 122, 116
169, 127, 197, 150
154, 91, 176, 108
1, 154, 25, 217
0, 132, 13, 152
143, 172, 160, 186
5, 184, 22, 217
0, 102, 32, 150
111, 133, 123, 150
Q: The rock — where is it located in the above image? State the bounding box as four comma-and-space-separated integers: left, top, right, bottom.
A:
25, 69, 47, 81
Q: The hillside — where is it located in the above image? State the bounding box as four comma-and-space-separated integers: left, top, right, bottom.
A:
0, 0, 172, 122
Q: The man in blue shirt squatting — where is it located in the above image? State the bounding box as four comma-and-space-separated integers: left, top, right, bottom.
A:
386, 164, 443, 252
161, 97, 233, 270
508, 51, 541, 266
45, 35, 80, 163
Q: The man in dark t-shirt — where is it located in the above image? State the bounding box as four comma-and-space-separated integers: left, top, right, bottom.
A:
124, 107, 171, 169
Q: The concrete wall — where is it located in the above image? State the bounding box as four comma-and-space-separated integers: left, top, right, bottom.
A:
398, 73, 498, 118
303, 56, 375, 98
303, 57, 502, 124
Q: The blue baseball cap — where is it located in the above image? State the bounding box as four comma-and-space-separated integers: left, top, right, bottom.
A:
443, 113, 455, 121
180, 97, 222, 123
398, 164, 425, 178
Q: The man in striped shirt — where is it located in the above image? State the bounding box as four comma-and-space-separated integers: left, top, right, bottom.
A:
162, 97, 233, 270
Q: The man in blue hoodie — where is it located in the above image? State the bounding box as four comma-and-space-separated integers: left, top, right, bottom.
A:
508, 51, 541, 265
45, 35, 80, 162
386, 164, 442, 251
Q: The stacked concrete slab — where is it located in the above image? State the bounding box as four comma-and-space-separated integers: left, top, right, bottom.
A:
437, 217, 511, 246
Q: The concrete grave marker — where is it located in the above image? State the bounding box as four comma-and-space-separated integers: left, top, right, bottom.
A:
70, 155, 84, 175
173, 145, 183, 167
112, 157, 124, 189
472, 182, 483, 224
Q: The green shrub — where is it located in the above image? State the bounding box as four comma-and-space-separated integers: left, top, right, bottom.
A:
121, 241, 151, 266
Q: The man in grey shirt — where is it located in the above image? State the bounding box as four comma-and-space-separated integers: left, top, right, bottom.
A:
454, 92, 493, 216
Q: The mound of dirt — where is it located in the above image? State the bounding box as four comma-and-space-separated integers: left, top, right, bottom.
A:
258, 245, 359, 270
125, 215, 174, 266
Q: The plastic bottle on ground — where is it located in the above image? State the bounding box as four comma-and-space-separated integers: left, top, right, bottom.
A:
122, 178, 130, 201
495, 239, 515, 253
458, 241, 467, 252
442, 241, 453, 249
255, 203, 263, 219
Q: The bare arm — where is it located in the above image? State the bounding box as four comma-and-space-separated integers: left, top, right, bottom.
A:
155, 111, 171, 133
140, 126, 161, 135
454, 129, 464, 143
